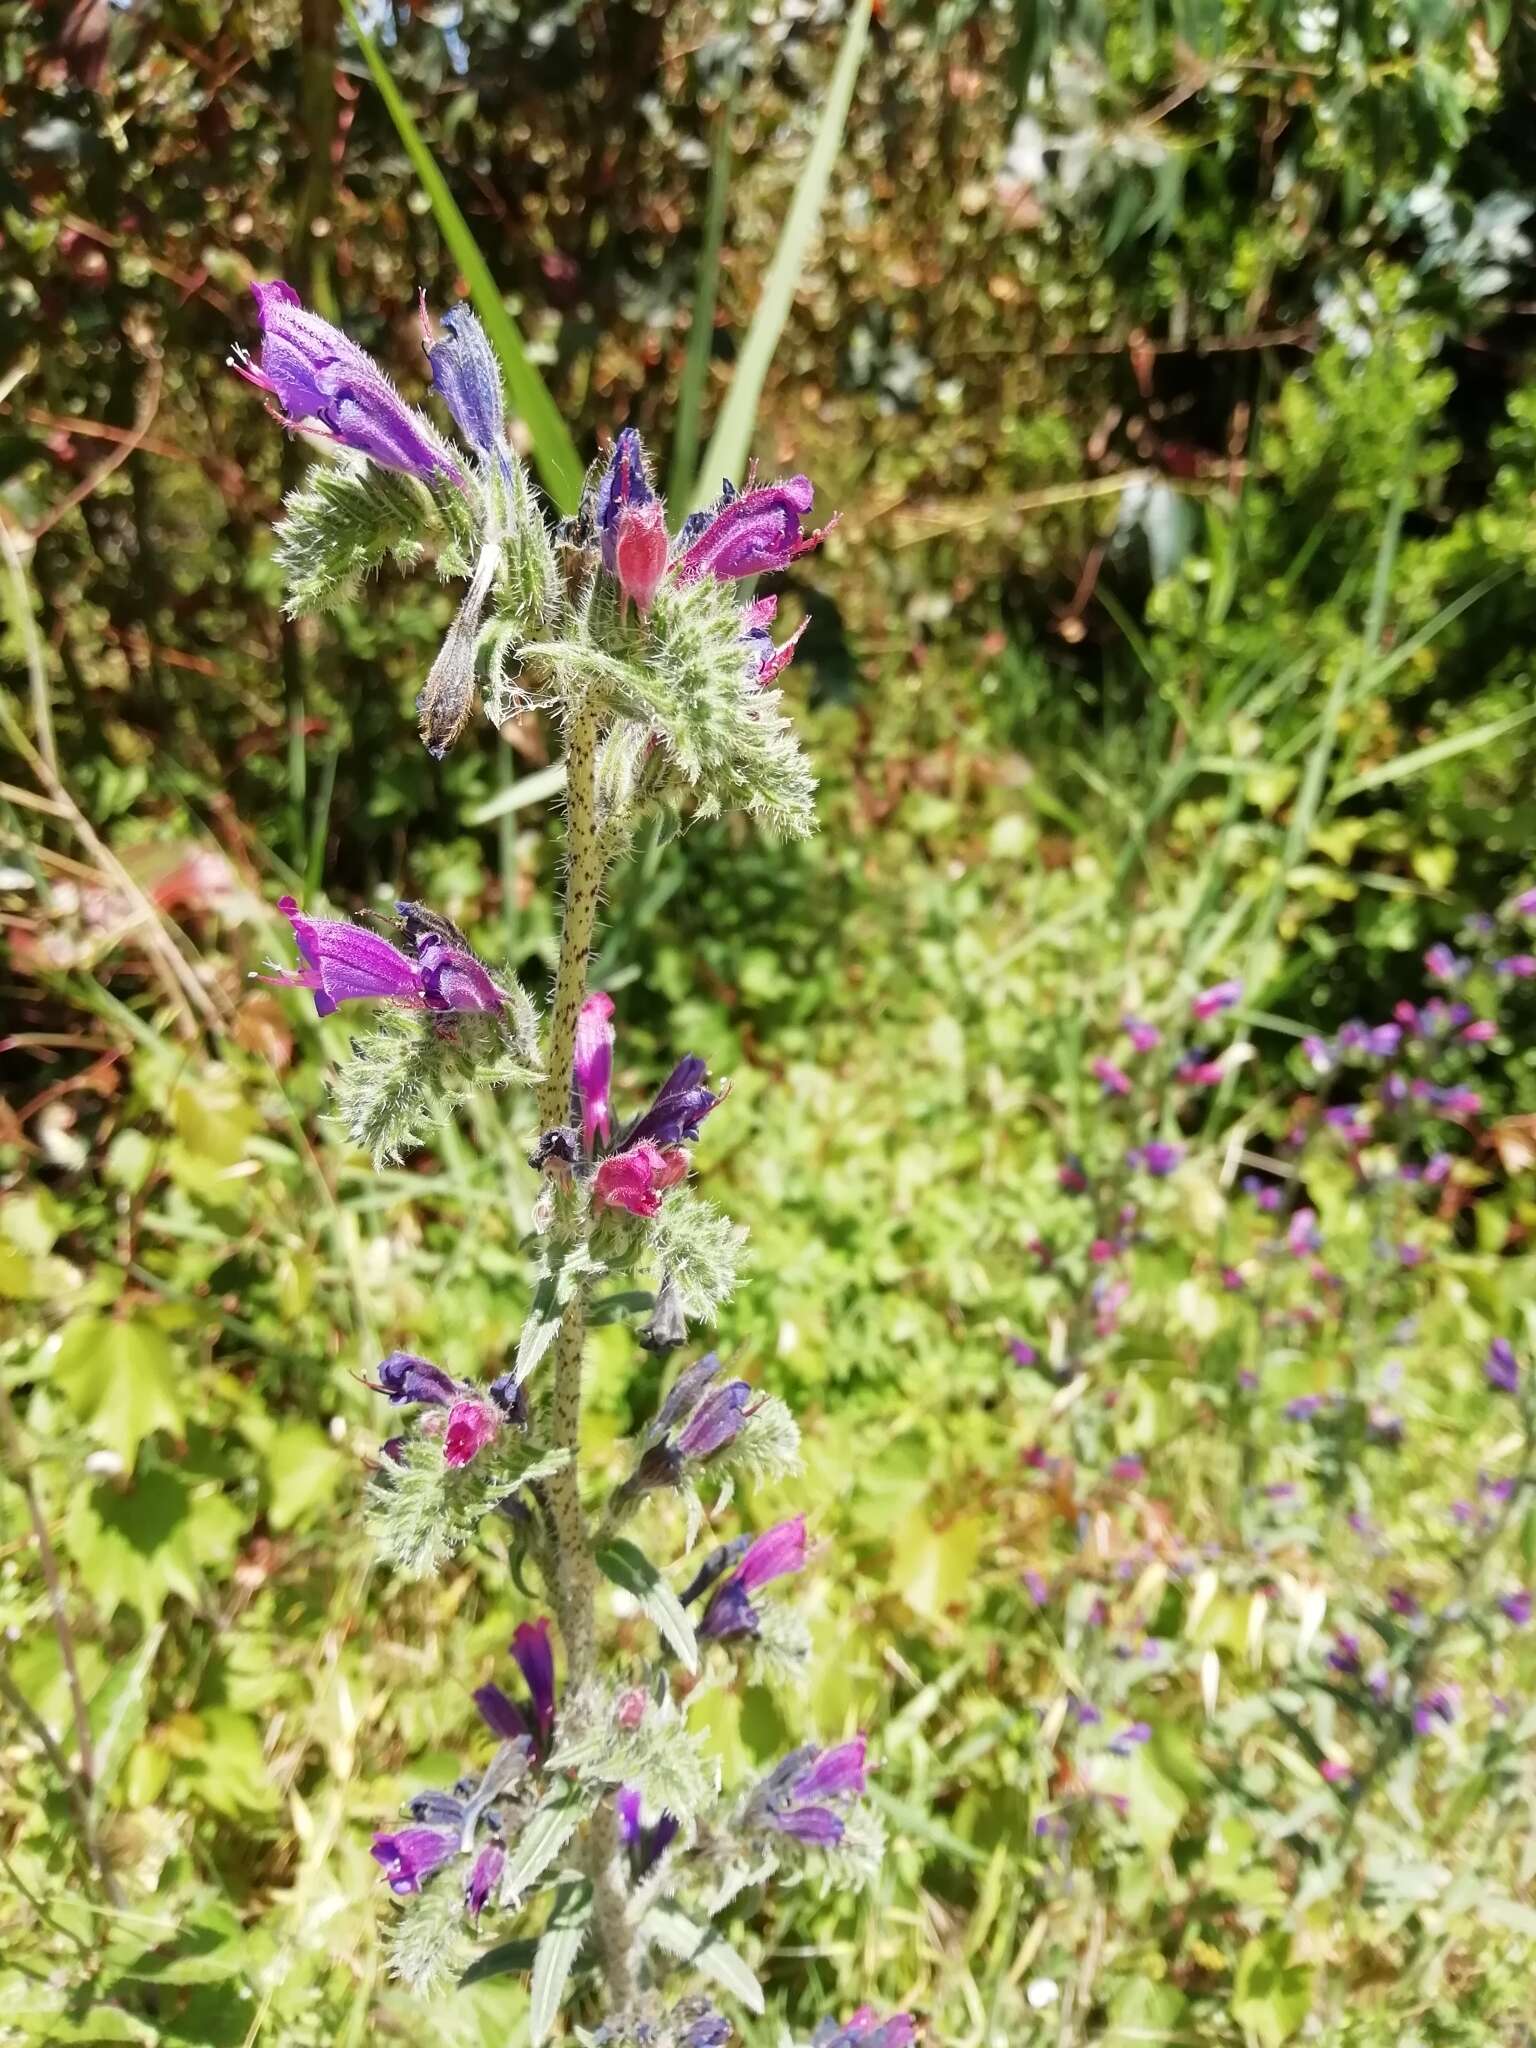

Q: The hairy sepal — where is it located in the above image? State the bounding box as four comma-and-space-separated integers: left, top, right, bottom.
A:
548, 1686, 718, 1825
275, 459, 433, 616
385, 1878, 476, 1996
331, 996, 540, 1168
642, 1193, 749, 1323
365, 1435, 569, 1579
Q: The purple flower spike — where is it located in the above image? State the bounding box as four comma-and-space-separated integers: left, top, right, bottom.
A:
674, 472, 834, 585
424, 301, 505, 459
464, 1841, 504, 1919
443, 1400, 499, 1468
372, 1351, 459, 1407
370, 1825, 456, 1895
472, 1681, 529, 1743
511, 1619, 557, 1746
1191, 978, 1242, 1020
1487, 1338, 1520, 1394
267, 897, 425, 1018
676, 1380, 753, 1460
233, 281, 460, 482
574, 992, 615, 1152
596, 427, 656, 575
624, 1056, 721, 1150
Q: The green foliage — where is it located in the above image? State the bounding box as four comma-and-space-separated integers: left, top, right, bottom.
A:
364, 1435, 569, 1580
274, 461, 434, 616
332, 996, 541, 1167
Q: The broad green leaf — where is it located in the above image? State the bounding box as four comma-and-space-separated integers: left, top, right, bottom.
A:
1232, 1931, 1313, 2048
692, 0, 873, 504
341, 0, 583, 512
263, 1421, 346, 1532
458, 1938, 539, 1987
51, 1316, 183, 1470
596, 1538, 699, 1673
642, 1902, 764, 2015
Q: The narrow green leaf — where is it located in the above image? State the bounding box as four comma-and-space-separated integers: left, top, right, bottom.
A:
1336, 704, 1536, 797
340, 1, 584, 512
691, 0, 873, 504
459, 1936, 539, 1986
643, 1902, 765, 2015
498, 1782, 595, 1909
529, 1883, 592, 2043
89, 1621, 166, 1804
596, 1537, 699, 1673
463, 759, 567, 826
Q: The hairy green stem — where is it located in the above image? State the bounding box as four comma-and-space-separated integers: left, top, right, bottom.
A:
533, 699, 636, 2006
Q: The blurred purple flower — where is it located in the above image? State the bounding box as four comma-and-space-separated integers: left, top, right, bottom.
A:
1124, 1016, 1161, 1053
1486, 1338, 1520, 1394
1191, 979, 1242, 1020
693, 1516, 808, 1640
371, 1351, 459, 1407
812, 2010, 917, 2048
1498, 955, 1536, 979
1499, 1589, 1533, 1626
1128, 1142, 1183, 1178
1412, 1686, 1456, 1736
370, 1825, 457, 1895
1424, 943, 1469, 985
1091, 1057, 1132, 1098
464, 1842, 504, 1919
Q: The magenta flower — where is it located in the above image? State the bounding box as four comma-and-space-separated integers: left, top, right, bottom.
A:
1175, 1053, 1223, 1087
1128, 1141, 1183, 1178
674, 472, 834, 585
473, 1617, 557, 1754
370, 1825, 457, 1895
264, 897, 504, 1019
1123, 1015, 1161, 1052
233, 281, 459, 482
1412, 1686, 1457, 1736
443, 1398, 499, 1468
573, 991, 615, 1151
1499, 1589, 1532, 1626
693, 1515, 808, 1640
464, 1841, 504, 1918
1498, 954, 1536, 979
1513, 888, 1536, 916
616, 497, 670, 614
1191, 978, 1242, 1020
1286, 1208, 1322, 1257
1424, 943, 1468, 985
1091, 1057, 1132, 1098
592, 1142, 689, 1217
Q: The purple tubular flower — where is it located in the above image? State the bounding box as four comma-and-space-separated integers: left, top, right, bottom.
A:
1499, 1589, 1533, 1626
1487, 1338, 1520, 1394
267, 897, 424, 1018
674, 472, 833, 585
370, 1825, 456, 1895
233, 281, 459, 481
623, 1056, 721, 1150
472, 1682, 529, 1743
616, 1786, 679, 1877
772, 1805, 845, 1844
679, 2016, 733, 2048
424, 301, 505, 458
373, 1350, 459, 1406
1327, 1632, 1362, 1677
1124, 1015, 1161, 1052
739, 593, 810, 685
595, 426, 655, 575
1191, 978, 1242, 1020
1498, 954, 1536, 978
676, 1380, 753, 1460
698, 1515, 807, 1640
653, 1353, 724, 1439
412, 933, 506, 1013
1010, 1337, 1040, 1370
573, 992, 616, 1152
464, 1841, 504, 1918
511, 1619, 557, 1747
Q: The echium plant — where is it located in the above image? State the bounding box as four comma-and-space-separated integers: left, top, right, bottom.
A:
235, 283, 913, 2047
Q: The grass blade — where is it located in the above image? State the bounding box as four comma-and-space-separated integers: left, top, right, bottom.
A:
1336, 703, 1536, 797
690, 0, 873, 506
341, 1, 584, 513
667, 3, 749, 511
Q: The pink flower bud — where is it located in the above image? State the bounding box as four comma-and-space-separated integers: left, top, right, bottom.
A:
616, 1688, 647, 1731
615, 499, 669, 614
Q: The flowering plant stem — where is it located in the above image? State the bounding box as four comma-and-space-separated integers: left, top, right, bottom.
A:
533, 697, 638, 2002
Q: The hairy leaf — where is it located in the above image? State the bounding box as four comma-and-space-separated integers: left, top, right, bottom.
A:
498, 1782, 596, 1910
645, 1194, 748, 1323
596, 1537, 699, 1672
384, 1879, 475, 1997
529, 1880, 592, 2043
642, 1903, 765, 2015
365, 1435, 569, 1580
332, 996, 540, 1168
274, 460, 432, 615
